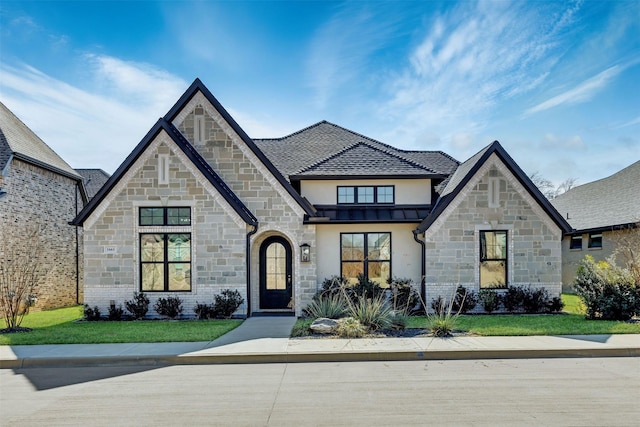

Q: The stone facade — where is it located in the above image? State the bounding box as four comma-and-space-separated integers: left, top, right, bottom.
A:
422, 155, 563, 307
0, 158, 83, 310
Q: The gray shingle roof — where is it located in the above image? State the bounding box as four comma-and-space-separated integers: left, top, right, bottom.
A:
75, 169, 111, 200
0, 101, 80, 179
254, 121, 458, 181
293, 141, 438, 178
551, 160, 640, 231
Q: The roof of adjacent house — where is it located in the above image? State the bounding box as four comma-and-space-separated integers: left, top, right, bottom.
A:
0, 102, 81, 180
254, 121, 459, 181
550, 160, 640, 233
416, 141, 572, 234
75, 169, 111, 200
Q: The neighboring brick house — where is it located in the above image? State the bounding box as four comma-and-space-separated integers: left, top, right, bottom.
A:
551, 161, 640, 291
73, 79, 570, 317
0, 102, 87, 310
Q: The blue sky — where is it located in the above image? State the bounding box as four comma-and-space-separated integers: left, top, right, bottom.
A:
1, 1, 638, 187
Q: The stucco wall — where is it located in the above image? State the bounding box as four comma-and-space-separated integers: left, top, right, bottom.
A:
315, 223, 423, 289
422, 157, 563, 306
0, 158, 83, 310
300, 178, 432, 205
560, 232, 617, 292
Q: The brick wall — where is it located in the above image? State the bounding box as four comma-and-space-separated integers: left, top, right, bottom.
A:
0, 159, 83, 310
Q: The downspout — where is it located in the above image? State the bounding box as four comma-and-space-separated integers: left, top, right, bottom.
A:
246, 223, 258, 318
412, 229, 426, 304
75, 183, 79, 305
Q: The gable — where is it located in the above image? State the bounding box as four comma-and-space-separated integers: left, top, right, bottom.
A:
73, 119, 256, 227
166, 79, 314, 217
418, 141, 571, 235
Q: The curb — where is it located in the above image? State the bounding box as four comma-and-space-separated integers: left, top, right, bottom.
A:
3, 346, 640, 369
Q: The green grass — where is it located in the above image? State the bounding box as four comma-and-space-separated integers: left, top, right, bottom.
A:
0, 305, 242, 345
293, 294, 640, 337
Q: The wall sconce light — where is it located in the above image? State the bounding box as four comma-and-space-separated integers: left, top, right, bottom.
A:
300, 243, 311, 262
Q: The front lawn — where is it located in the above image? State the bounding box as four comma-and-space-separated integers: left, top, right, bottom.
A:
0, 306, 242, 345
293, 294, 640, 337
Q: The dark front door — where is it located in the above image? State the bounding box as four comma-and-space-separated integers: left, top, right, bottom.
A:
259, 236, 292, 309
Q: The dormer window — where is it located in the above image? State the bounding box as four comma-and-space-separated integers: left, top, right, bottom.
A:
337, 186, 394, 204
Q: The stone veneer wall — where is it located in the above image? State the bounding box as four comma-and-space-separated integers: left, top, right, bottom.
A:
83, 134, 253, 316
423, 158, 563, 309
174, 96, 317, 315
0, 159, 83, 310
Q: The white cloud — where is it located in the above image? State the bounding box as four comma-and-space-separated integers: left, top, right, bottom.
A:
524, 65, 623, 116
0, 58, 187, 173
376, 1, 591, 151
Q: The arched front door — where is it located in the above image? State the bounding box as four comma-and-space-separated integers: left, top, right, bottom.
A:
259, 236, 292, 310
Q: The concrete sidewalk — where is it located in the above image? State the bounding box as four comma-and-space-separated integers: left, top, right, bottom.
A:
1, 317, 639, 369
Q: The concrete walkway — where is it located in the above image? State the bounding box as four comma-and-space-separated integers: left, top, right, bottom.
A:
1, 317, 639, 369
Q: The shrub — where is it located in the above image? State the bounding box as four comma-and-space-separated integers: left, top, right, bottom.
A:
318, 276, 350, 298
388, 277, 420, 313
452, 285, 477, 314
547, 296, 564, 313
108, 304, 124, 321
303, 293, 348, 319
214, 289, 244, 318
316, 275, 384, 306
125, 292, 150, 320
154, 296, 184, 319
389, 311, 409, 331
427, 295, 459, 337
430, 296, 445, 313
522, 287, 550, 314
351, 274, 385, 302
346, 294, 393, 332
336, 317, 367, 338
84, 304, 101, 321
574, 255, 640, 321
478, 289, 501, 313
502, 287, 524, 313
194, 302, 216, 320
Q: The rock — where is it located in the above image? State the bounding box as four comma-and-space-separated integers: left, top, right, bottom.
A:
310, 317, 339, 334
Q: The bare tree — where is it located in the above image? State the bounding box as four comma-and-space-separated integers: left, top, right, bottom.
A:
611, 222, 640, 284
0, 227, 46, 331
529, 172, 578, 199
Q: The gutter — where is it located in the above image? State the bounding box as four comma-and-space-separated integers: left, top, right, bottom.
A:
245, 223, 258, 317
412, 229, 426, 303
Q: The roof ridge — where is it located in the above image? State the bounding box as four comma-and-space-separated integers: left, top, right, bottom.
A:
294, 140, 364, 174
253, 120, 330, 142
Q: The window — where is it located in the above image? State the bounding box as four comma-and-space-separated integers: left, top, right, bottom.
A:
140, 207, 191, 226
588, 233, 602, 249
480, 230, 507, 288
341, 232, 391, 286
488, 177, 500, 208
337, 186, 394, 204
140, 233, 191, 291
158, 154, 169, 185
570, 235, 582, 250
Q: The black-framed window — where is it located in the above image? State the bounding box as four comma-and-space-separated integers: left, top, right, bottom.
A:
140, 233, 191, 292
480, 230, 507, 289
341, 232, 391, 286
570, 235, 582, 250
337, 186, 394, 204
140, 207, 191, 226
588, 233, 602, 249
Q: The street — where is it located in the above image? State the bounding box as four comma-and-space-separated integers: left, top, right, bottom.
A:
1, 357, 639, 426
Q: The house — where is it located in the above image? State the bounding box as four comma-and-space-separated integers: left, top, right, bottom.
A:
0, 101, 87, 310
72, 79, 571, 317
551, 161, 640, 291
